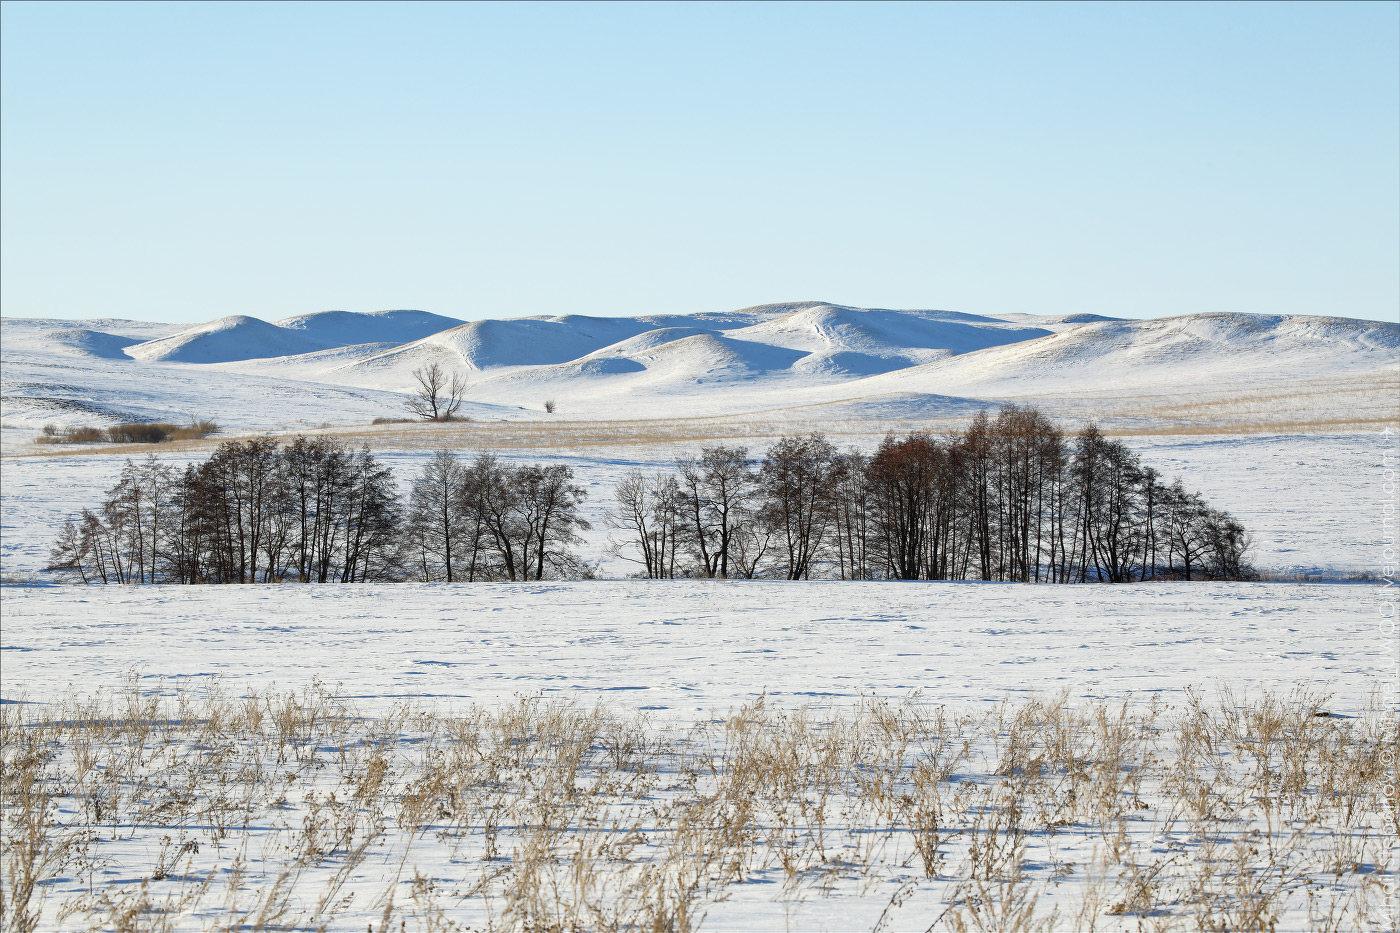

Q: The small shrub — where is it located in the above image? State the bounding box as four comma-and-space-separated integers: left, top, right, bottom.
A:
108, 420, 220, 443
46, 426, 106, 444
544, 400, 557, 413
108, 422, 174, 443
37, 420, 218, 446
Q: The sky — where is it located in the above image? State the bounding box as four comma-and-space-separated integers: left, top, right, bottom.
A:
2, 1, 1396, 325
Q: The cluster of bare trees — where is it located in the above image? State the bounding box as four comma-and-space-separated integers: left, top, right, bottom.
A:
608, 405, 1252, 582
48, 406, 1250, 585
49, 439, 589, 584
400, 450, 590, 582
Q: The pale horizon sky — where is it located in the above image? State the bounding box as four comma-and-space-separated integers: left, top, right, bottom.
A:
2, 0, 1397, 326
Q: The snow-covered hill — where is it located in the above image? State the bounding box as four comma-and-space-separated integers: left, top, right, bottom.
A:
839, 312, 1397, 404
275, 309, 466, 347
728, 305, 1053, 376
1, 317, 180, 354
123, 309, 470, 363
2, 326, 143, 360
125, 315, 333, 363
1, 303, 1394, 439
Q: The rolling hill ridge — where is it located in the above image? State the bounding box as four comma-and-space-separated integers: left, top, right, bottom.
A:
1, 303, 1394, 437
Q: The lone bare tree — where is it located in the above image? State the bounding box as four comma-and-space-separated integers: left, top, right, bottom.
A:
405, 362, 467, 421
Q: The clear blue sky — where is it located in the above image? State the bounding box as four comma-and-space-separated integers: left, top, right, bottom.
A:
2, 1, 1396, 325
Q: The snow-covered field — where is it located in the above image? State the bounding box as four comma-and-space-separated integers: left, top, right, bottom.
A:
2, 306, 1397, 930
3, 582, 1397, 930
2, 580, 1392, 715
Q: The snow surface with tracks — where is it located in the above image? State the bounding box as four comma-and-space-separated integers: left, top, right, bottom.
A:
3, 580, 1395, 932
2, 580, 1391, 715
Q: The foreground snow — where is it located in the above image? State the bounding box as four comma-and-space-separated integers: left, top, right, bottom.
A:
3, 581, 1390, 715
2, 582, 1395, 931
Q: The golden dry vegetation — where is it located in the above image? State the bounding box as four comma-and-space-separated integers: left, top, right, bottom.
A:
3, 680, 1395, 931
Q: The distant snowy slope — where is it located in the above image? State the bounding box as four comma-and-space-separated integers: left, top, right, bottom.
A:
864, 313, 1400, 395
309, 303, 1054, 392
993, 311, 1126, 327
0, 325, 141, 360
452, 316, 673, 369
124, 310, 469, 364
333, 315, 679, 379
729, 304, 1053, 376
3, 316, 180, 343
5, 305, 1392, 439
126, 315, 333, 363
275, 309, 465, 346
487, 332, 811, 393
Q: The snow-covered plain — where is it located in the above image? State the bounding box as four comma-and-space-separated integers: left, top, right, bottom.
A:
2, 581, 1391, 715
2, 304, 1397, 930
2, 582, 1397, 931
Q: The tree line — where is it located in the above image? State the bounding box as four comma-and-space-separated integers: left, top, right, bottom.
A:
48, 438, 588, 585
48, 406, 1251, 585
607, 405, 1251, 582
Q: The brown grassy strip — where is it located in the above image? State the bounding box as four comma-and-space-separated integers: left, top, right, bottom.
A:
8, 409, 1393, 461
2, 682, 1395, 931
